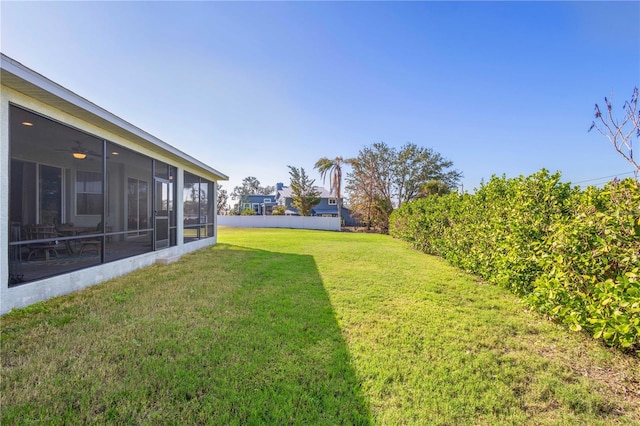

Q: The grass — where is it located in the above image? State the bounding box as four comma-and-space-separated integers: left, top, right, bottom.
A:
1, 227, 639, 424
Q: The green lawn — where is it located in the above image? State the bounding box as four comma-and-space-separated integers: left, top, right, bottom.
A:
1, 227, 638, 424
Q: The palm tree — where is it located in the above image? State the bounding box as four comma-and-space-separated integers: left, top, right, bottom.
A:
314, 156, 347, 227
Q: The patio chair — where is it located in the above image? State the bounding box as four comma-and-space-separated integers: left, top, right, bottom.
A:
24, 224, 61, 261
79, 222, 103, 255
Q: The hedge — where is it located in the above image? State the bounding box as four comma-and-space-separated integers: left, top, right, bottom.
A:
389, 170, 640, 353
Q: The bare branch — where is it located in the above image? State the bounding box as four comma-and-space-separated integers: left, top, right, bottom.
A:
589, 87, 640, 175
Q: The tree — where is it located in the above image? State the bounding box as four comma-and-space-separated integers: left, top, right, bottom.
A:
216, 183, 229, 215
232, 176, 261, 197
345, 142, 394, 231
231, 176, 275, 199
231, 176, 275, 214
394, 143, 462, 207
589, 87, 640, 176
346, 142, 461, 232
314, 156, 349, 226
418, 179, 451, 197
288, 166, 320, 216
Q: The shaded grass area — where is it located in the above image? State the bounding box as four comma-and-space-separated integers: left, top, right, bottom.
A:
1, 238, 369, 424
2, 227, 639, 424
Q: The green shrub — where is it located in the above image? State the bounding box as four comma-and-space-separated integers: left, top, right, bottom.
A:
390, 171, 639, 352
529, 179, 640, 350
272, 205, 286, 215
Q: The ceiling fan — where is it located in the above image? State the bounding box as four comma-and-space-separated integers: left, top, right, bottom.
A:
55, 141, 101, 160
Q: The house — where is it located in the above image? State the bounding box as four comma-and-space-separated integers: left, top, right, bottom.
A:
275, 183, 354, 224
237, 194, 277, 215
0, 54, 228, 314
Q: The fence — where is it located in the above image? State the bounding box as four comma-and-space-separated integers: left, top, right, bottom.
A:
218, 215, 340, 231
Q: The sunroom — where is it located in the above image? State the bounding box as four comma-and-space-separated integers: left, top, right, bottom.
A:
1, 54, 227, 314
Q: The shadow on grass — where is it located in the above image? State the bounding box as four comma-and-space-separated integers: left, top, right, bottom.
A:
1, 243, 372, 424
201, 243, 372, 424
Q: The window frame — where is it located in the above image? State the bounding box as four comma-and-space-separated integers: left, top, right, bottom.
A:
76, 170, 103, 216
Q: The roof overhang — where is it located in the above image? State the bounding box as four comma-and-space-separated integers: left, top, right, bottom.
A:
312, 208, 339, 215
1, 53, 227, 181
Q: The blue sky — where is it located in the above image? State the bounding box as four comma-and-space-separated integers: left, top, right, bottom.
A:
2, 1, 638, 196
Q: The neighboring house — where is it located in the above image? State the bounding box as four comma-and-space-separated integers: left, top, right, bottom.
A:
238, 194, 277, 215
275, 183, 355, 225
0, 54, 228, 314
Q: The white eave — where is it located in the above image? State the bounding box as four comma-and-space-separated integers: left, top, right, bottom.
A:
1, 53, 228, 181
